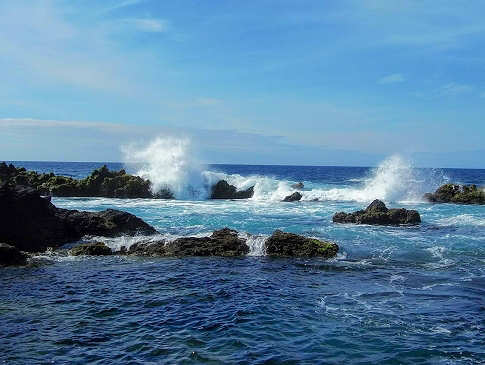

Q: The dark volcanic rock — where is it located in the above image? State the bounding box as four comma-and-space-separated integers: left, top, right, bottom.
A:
282, 192, 303, 202
0, 243, 28, 266
70, 242, 112, 256
127, 240, 167, 256
0, 162, 173, 199
167, 228, 249, 256
0, 183, 158, 252
291, 182, 304, 189
125, 228, 249, 257
265, 230, 338, 258
332, 199, 421, 225
424, 184, 485, 204
210, 180, 254, 199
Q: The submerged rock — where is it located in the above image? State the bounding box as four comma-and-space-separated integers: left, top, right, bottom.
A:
291, 182, 304, 189
265, 230, 338, 258
0, 162, 173, 199
210, 180, 254, 199
282, 192, 302, 202
70, 242, 112, 256
424, 184, 485, 204
0, 182, 158, 252
332, 199, 421, 225
0, 243, 28, 266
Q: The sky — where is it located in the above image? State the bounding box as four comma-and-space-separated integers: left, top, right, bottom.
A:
1, 0, 484, 168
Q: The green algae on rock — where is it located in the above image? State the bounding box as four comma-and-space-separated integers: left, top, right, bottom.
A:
265, 230, 339, 258
424, 184, 485, 204
0, 162, 174, 199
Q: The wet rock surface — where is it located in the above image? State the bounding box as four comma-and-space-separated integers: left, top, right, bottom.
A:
424, 184, 485, 204
0, 183, 158, 252
333, 199, 421, 225
282, 192, 302, 202
265, 230, 338, 258
70, 242, 112, 256
210, 180, 254, 199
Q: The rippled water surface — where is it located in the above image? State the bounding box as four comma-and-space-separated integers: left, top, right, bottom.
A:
1, 161, 484, 364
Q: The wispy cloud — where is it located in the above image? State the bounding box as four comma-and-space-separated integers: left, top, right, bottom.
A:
440, 83, 474, 96
121, 18, 169, 33
378, 73, 405, 85
101, 0, 145, 14
0, 118, 132, 133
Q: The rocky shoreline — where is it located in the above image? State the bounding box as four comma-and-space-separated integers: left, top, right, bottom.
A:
0, 182, 338, 266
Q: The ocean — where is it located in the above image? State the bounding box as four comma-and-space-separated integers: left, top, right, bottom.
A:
1, 157, 484, 364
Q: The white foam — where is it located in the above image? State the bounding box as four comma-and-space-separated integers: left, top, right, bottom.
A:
436, 214, 485, 227
122, 136, 208, 200
302, 155, 440, 203
238, 232, 267, 256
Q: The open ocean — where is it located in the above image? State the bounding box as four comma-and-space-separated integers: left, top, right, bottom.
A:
1, 158, 485, 364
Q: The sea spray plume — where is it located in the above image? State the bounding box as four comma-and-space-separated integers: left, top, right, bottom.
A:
122, 137, 207, 199
304, 155, 446, 203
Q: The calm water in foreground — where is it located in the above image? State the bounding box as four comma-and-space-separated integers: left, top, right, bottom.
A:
1, 159, 484, 364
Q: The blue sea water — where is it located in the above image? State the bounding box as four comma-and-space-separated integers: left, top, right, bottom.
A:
1, 158, 485, 364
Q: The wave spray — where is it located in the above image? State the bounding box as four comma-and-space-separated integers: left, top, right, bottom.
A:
122, 136, 207, 199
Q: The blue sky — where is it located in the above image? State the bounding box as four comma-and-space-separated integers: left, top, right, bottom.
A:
1, 0, 484, 167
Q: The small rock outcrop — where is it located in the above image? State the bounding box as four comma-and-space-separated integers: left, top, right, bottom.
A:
0, 183, 158, 252
70, 242, 112, 256
0, 162, 173, 199
0, 243, 28, 266
167, 228, 249, 256
265, 230, 339, 258
210, 180, 254, 199
282, 192, 302, 202
332, 199, 421, 225
291, 182, 304, 189
125, 228, 249, 257
424, 184, 485, 204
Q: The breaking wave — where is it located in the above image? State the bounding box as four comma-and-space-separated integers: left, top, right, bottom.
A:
122, 138, 445, 203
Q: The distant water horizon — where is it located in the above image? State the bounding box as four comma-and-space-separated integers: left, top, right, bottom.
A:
5, 159, 485, 171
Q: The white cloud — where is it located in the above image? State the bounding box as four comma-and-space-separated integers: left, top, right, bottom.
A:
121, 18, 169, 33
378, 73, 405, 84
440, 83, 474, 96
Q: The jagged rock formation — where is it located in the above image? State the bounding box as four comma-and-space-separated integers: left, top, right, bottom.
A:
282, 192, 302, 202
0, 162, 173, 199
424, 184, 485, 204
333, 199, 421, 225
210, 180, 254, 199
265, 230, 338, 258
0, 183, 158, 252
